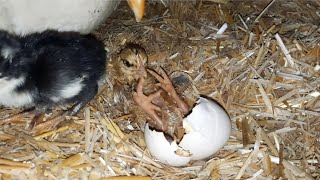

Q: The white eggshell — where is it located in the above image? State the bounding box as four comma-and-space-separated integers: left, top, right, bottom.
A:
179, 97, 231, 160
144, 124, 191, 166
144, 96, 231, 166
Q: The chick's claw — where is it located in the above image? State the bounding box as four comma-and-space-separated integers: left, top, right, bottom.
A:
148, 68, 189, 113
32, 102, 87, 134
28, 113, 45, 130
32, 113, 67, 134
147, 68, 174, 96
133, 77, 168, 132
0, 111, 36, 125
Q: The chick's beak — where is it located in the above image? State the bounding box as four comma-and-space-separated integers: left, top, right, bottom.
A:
137, 59, 147, 78
127, 0, 145, 22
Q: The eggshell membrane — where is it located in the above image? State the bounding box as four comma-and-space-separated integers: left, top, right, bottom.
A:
144, 97, 231, 166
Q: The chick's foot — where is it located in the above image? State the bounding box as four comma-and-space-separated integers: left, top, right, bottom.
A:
0, 109, 55, 134
0, 110, 37, 125
133, 77, 168, 132
32, 102, 87, 135
148, 68, 189, 113
32, 111, 68, 135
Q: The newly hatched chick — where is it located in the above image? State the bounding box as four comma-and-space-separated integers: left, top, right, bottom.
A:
0, 30, 107, 133
115, 43, 191, 139
115, 43, 148, 86
107, 43, 148, 106
134, 68, 189, 139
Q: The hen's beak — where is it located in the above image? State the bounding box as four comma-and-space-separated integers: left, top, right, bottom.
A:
127, 0, 145, 22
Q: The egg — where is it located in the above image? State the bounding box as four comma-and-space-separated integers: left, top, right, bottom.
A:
144, 97, 231, 166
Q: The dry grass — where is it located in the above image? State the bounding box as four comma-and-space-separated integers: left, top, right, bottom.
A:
0, 0, 319, 179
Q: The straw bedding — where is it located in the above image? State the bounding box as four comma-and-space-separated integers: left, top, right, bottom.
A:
0, 0, 319, 179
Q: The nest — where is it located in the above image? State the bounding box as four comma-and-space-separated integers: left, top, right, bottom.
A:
0, 0, 319, 179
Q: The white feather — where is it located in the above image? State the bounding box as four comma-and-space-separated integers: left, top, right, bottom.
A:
50, 78, 84, 102
60, 79, 83, 99
0, 76, 33, 107
1, 47, 16, 60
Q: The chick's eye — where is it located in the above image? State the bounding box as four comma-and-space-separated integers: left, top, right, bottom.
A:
122, 59, 134, 68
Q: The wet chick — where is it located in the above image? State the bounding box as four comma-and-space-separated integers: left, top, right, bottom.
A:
107, 43, 147, 106
115, 44, 191, 139
115, 43, 148, 85
134, 68, 189, 139
0, 30, 107, 134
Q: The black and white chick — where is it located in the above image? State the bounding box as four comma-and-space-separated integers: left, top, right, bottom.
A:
0, 30, 107, 133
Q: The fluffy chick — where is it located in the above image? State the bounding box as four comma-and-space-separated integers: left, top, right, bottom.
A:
0, 30, 107, 133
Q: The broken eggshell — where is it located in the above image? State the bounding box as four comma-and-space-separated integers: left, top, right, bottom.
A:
144, 97, 231, 166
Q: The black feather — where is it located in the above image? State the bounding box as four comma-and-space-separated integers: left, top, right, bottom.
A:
0, 30, 107, 114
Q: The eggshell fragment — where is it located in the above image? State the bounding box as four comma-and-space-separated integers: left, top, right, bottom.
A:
144, 124, 191, 166
179, 97, 231, 160
144, 97, 231, 166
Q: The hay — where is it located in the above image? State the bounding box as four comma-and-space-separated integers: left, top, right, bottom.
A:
0, 0, 319, 179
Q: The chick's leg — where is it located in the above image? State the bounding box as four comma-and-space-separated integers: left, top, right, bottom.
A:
148, 68, 189, 114
133, 78, 168, 132
0, 108, 38, 125
32, 103, 84, 134
33, 85, 98, 134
